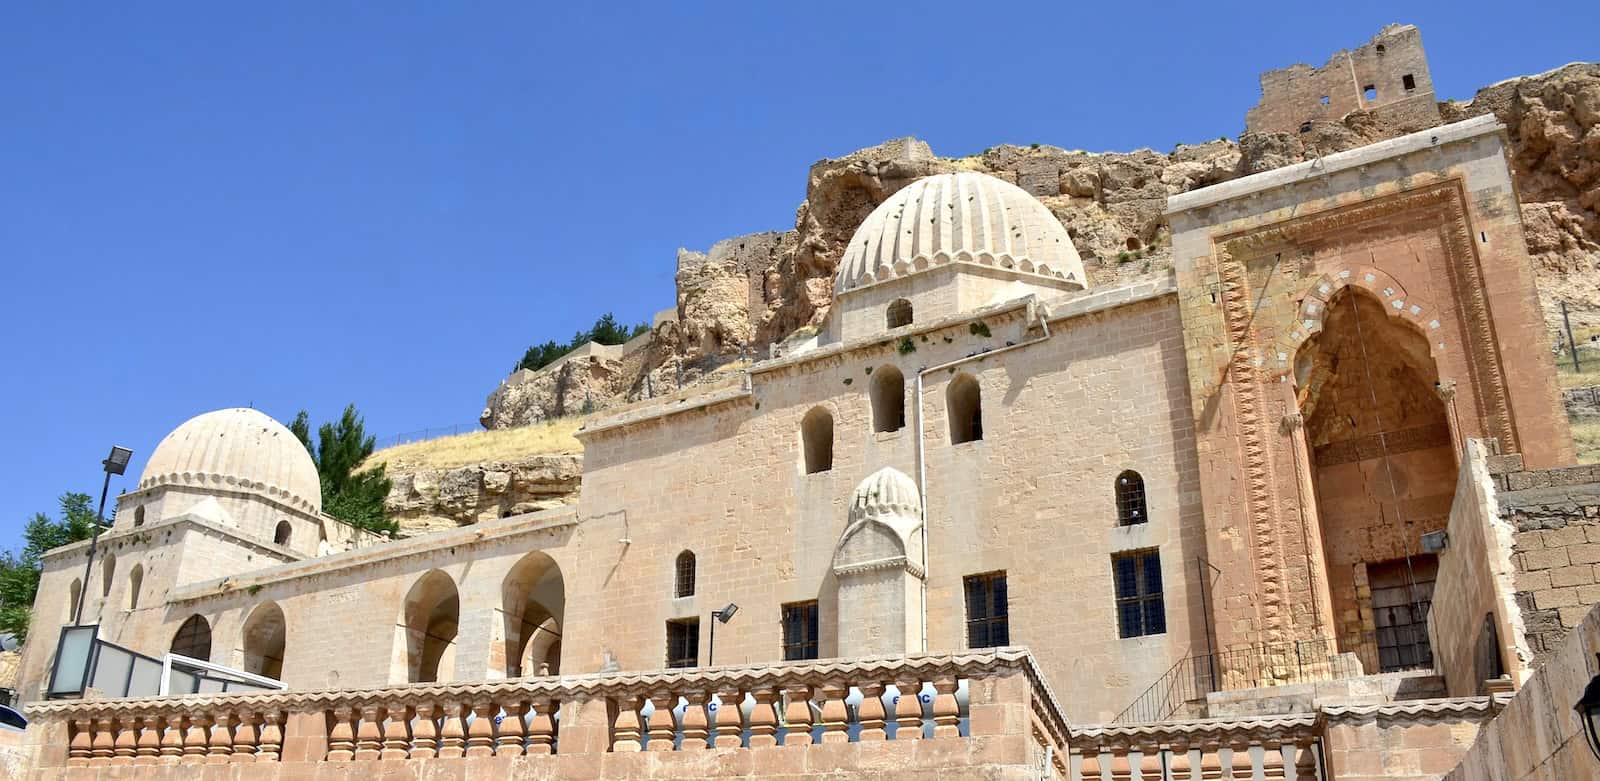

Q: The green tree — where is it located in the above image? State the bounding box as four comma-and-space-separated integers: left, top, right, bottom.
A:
0, 493, 97, 642
290, 405, 396, 536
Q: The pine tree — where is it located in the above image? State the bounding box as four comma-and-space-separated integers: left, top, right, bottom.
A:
290, 405, 396, 536
0, 493, 97, 642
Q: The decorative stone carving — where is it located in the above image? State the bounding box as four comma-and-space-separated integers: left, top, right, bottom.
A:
832, 467, 925, 657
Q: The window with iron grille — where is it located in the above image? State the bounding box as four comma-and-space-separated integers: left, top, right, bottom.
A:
1115, 470, 1147, 526
1113, 551, 1165, 638
666, 619, 699, 668
675, 550, 696, 598
781, 601, 819, 661
963, 572, 1009, 648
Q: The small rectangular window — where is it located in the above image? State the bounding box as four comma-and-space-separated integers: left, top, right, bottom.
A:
1113, 551, 1166, 639
1363, 85, 1377, 101
781, 601, 820, 661
964, 572, 1009, 648
1402, 74, 1416, 92
666, 619, 699, 668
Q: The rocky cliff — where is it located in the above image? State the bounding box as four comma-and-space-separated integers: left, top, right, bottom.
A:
385, 454, 581, 533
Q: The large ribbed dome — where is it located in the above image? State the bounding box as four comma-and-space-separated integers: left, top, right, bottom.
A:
139, 408, 322, 514
835, 171, 1085, 294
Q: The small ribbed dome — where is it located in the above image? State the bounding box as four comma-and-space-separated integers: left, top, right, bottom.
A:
835, 172, 1085, 294
139, 408, 322, 514
849, 467, 922, 520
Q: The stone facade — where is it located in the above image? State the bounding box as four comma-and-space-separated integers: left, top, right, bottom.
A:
1245, 25, 1441, 136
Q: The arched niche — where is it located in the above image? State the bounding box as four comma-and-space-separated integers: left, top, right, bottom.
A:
241, 601, 287, 680
500, 552, 565, 677
831, 467, 925, 657
396, 570, 459, 683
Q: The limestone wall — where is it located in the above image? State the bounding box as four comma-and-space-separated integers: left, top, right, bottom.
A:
1442, 605, 1600, 780
1245, 25, 1440, 136
1427, 440, 1532, 698
1494, 460, 1600, 658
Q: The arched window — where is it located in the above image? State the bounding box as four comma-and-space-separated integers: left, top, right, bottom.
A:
675, 551, 697, 598
502, 551, 566, 677
242, 602, 287, 680
947, 373, 983, 444
801, 406, 834, 473
1116, 471, 1148, 526
871, 366, 906, 433
101, 554, 116, 597
127, 565, 143, 610
171, 615, 213, 661
133, 506, 145, 527
400, 570, 459, 683
274, 520, 292, 547
67, 579, 82, 622
886, 299, 914, 329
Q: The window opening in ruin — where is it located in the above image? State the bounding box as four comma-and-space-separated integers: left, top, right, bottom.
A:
274, 520, 291, 547
1319, 95, 1330, 106
242, 602, 287, 680
1375, 43, 1386, 54
886, 298, 913, 329
133, 506, 145, 527
1370, 555, 1437, 672
1125, 237, 1141, 250
1113, 550, 1166, 638
1363, 85, 1377, 101
782, 601, 820, 661
801, 406, 834, 473
666, 618, 699, 668
947, 373, 983, 444
963, 572, 1009, 648
101, 553, 115, 597
127, 565, 142, 611
675, 550, 696, 598
1402, 74, 1416, 92
1115, 470, 1148, 526
1300, 121, 1313, 133
170, 614, 213, 661
871, 365, 906, 433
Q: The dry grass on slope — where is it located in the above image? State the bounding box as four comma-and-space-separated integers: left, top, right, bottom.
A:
1574, 416, 1600, 465
362, 417, 585, 472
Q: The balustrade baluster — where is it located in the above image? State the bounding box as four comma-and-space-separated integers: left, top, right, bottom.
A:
496, 701, 528, 757
134, 716, 161, 765
1198, 741, 1223, 780
159, 715, 185, 763
527, 697, 557, 755
712, 688, 743, 748
610, 696, 644, 752
1227, 740, 1254, 780
89, 716, 115, 766
411, 703, 438, 759
1292, 741, 1319, 781
326, 706, 356, 761
67, 718, 92, 766
645, 692, 676, 751
901, 680, 932, 739
465, 701, 497, 757
818, 684, 850, 744
206, 712, 235, 764
381, 703, 412, 760
1109, 748, 1133, 781
354, 705, 383, 760
1168, 743, 1193, 781
1080, 751, 1102, 781
747, 688, 779, 748
1138, 746, 1163, 781
437, 703, 468, 758
857, 683, 888, 741
680, 692, 711, 750
180, 714, 209, 764
1262, 740, 1285, 779
780, 685, 814, 746
111, 717, 137, 765
930, 678, 959, 738
232, 712, 259, 763
258, 712, 283, 762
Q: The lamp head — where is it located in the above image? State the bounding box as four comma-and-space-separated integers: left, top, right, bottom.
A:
103, 446, 133, 476
714, 603, 739, 623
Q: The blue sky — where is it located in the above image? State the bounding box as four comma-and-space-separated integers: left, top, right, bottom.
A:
1, 2, 1593, 540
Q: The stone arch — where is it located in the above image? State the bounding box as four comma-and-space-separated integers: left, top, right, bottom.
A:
274, 520, 292, 547
500, 551, 565, 677
397, 569, 459, 683
675, 550, 696, 598
832, 467, 925, 656
67, 579, 81, 622
127, 564, 143, 610
1275, 266, 1447, 376
171, 614, 212, 661
801, 406, 834, 474
240, 601, 287, 680
871, 365, 906, 433
886, 298, 914, 329
101, 553, 116, 598
947, 373, 983, 443
1115, 470, 1147, 526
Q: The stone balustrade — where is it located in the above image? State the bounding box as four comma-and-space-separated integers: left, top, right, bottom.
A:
1068, 715, 1324, 781
21, 647, 1070, 778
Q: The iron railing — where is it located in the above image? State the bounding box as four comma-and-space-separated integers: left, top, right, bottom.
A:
1113, 635, 1374, 724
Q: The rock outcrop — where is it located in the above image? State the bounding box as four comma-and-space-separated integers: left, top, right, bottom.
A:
385, 454, 582, 533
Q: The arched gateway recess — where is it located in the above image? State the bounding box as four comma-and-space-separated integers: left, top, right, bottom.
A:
500, 551, 565, 677
240, 602, 287, 679
397, 570, 460, 683
1294, 288, 1455, 673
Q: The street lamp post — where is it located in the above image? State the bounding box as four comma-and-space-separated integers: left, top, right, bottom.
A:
708, 603, 739, 667
72, 446, 133, 626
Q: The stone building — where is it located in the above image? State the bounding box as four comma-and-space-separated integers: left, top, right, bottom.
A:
9, 46, 1600, 781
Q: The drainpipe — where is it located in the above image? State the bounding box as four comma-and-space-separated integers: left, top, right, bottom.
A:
913, 297, 1053, 652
